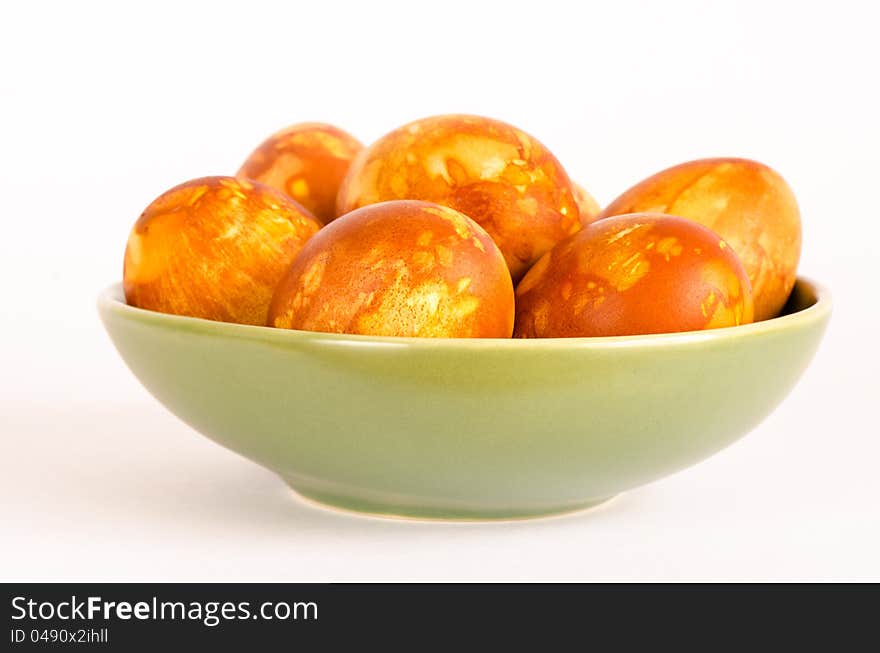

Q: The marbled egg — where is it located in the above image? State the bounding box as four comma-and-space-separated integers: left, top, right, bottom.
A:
514, 213, 754, 337
124, 176, 320, 325
238, 122, 363, 224
269, 200, 514, 337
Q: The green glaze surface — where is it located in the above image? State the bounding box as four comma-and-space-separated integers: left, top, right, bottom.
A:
98, 278, 830, 520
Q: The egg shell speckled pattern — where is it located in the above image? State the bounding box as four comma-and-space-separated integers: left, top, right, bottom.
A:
238, 122, 363, 225
124, 176, 321, 326
336, 114, 580, 282
269, 200, 515, 338
599, 157, 800, 321
514, 213, 754, 337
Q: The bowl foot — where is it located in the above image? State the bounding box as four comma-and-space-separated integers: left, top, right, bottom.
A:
285, 478, 616, 522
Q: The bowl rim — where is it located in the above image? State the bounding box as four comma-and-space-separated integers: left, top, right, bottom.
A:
98, 276, 831, 350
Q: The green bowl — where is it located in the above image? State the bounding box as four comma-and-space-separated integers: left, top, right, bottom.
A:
98, 277, 830, 520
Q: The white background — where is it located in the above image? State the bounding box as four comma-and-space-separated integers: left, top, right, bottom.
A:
2, 0, 878, 581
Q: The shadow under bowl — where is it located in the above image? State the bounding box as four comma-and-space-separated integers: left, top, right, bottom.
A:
98, 278, 830, 520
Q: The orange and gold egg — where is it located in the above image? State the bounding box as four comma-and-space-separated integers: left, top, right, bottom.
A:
599, 157, 800, 321
238, 122, 363, 225
514, 213, 754, 338
573, 183, 601, 226
336, 114, 580, 282
268, 200, 514, 337
124, 176, 320, 325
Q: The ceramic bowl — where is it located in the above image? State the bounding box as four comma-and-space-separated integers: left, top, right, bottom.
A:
98, 277, 830, 520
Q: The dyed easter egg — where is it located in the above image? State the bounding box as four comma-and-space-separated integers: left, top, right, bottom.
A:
238, 122, 362, 224
269, 200, 514, 337
514, 213, 754, 337
124, 176, 320, 325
